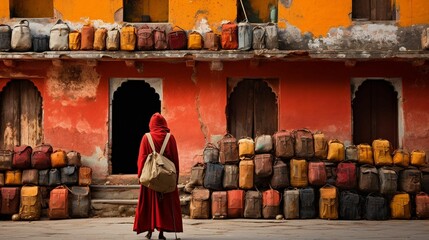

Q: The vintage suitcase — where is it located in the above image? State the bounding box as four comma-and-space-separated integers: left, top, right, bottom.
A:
244, 190, 262, 219
313, 131, 328, 159
390, 192, 411, 219
411, 150, 427, 167
262, 189, 281, 219
0, 149, 13, 170
293, 129, 314, 158
168, 26, 187, 50
223, 164, 239, 189
358, 164, 380, 193
5, 170, 22, 185
416, 192, 429, 219
270, 159, 289, 189
120, 24, 136, 51
31, 144, 53, 170
70, 186, 91, 218
187, 31, 203, 50
137, 25, 154, 50
106, 27, 120, 51
221, 22, 238, 50
255, 134, 273, 154
49, 168, 62, 186
49, 19, 70, 50
379, 166, 398, 195
67, 150, 82, 167
22, 169, 39, 185
238, 21, 252, 50
327, 139, 345, 162
365, 193, 389, 220
227, 189, 245, 218
273, 130, 295, 159
203, 143, 219, 163
290, 159, 308, 188
252, 25, 265, 50
254, 153, 273, 177
345, 145, 359, 161
399, 167, 422, 193
264, 22, 278, 50
283, 188, 300, 219
93, 28, 107, 50
203, 31, 220, 51
393, 149, 410, 167
79, 166, 93, 186
81, 24, 94, 50
0, 24, 11, 51
319, 184, 339, 220
190, 188, 211, 219
372, 139, 393, 166
68, 30, 81, 50
218, 133, 239, 164
203, 162, 224, 191
0, 187, 20, 215
239, 159, 254, 189
19, 185, 41, 220
51, 149, 68, 168
308, 161, 327, 186
13, 145, 32, 169
211, 191, 227, 219
238, 137, 255, 159
299, 187, 316, 219
38, 169, 49, 186
189, 162, 205, 186
335, 162, 357, 190
339, 191, 362, 220
32, 35, 49, 52
49, 186, 69, 219
61, 165, 78, 185
11, 19, 32, 51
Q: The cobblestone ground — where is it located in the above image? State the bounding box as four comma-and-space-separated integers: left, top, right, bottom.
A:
1, 217, 429, 239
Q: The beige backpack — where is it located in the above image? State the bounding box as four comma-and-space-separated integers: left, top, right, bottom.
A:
49, 19, 70, 50
11, 20, 32, 51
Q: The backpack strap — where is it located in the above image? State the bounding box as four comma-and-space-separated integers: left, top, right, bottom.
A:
146, 133, 171, 156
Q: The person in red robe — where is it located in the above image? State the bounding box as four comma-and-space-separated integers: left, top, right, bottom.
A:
133, 113, 183, 239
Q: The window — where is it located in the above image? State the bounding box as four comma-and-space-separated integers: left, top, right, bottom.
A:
9, 0, 54, 18
352, 0, 395, 21
237, 0, 278, 23
123, 0, 168, 23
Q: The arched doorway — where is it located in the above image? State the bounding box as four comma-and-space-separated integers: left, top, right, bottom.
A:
0, 79, 43, 149
352, 79, 399, 149
227, 79, 278, 139
111, 80, 161, 174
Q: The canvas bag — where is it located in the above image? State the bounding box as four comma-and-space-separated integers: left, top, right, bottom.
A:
390, 192, 411, 219
5, 170, 22, 185
168, 26, 187, 50
32, 35, 49, 52
31, 144, 53, 169
69, 30, 81, 50
313, 131, 328, 159
188, 31, 203, 50
1, 187, 20, 214
379, 166, 398, 195
120, 24, 136, 51
211, 191, 227, 219
13, 145, 32, 169
11, 19, 32, 51
79, 166, 93, 186
290, 159, 308, 188
239, 159, 254, 189
327, 139, 345, 162
189, 162, 205, 186
293, 129, 314, 158
0, 24, 11, 51
415, 192, 429, 219
252, 25, 265, 50
218, 133, 239, 164
227, 189, 245, 218
221, 22, 238, 50
319, 184, 339, 219
49, 19, 70, 50
49, 186, 69, 219
357, 143, 374, 165
283, 188, 299, 219
238, 137, 255, 159
393, 149, 410, 167
339, 191, 362, 220
411, 150, 427, 167
106, 28, 120, 51
137, 25, 154, 50
154, 27, 168, 50
203, 162, 224, 191
190, 188, 211, 219
358, 164, 380, 193
254, 134, 273, 153
345, 145, 359, 161
265, 22, 279, 50
70, 186, 91, 218
262, 189, 281, 219
299, 187, 316, 219
51, 149, 67, 168
223, 164, 239, 189
372, 139, 393, 166
365, 193, 389, 220
238, 21, 252, 50
93, 28, 107, 50
254, 153, 273, 177
203, 31, 220, 51
19, 186, 41, 221
308, 161, 327, 186
244, 190, 262, 218
203, 143, 219, 163
272, 130, 294, 158
139, 133, 177, 193
270, 159, 289, 189
335, 162, 357, 190
0, 149, 13, 170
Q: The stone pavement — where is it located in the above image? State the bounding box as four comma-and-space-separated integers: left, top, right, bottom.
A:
1, 217, 429, 240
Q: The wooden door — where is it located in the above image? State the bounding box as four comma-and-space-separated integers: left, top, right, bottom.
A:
0, 80, 43, 150
227, 79, 278, 139
352, 80, 398, 149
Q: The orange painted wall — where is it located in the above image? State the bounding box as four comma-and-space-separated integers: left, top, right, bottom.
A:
396, 0, 429, 26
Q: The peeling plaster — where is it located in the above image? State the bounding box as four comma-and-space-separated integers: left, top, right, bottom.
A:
195, 93, 209, 142
193, 18, 212, 35
279, 0, 293, 8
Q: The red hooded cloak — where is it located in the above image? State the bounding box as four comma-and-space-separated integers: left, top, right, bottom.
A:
133, 113, 183, 234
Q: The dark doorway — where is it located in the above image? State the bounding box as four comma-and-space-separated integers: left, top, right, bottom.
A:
111, 80, 160, 174
0, 79, 43, 149
227, 79, 278, 139
353, 79, 398, 149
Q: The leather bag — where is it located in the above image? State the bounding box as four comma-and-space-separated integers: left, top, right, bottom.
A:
223, 164, 239, 189
67, 150, 82, 167
137, 25, 154, 50
227, 189, 245, 218
61, 165, 78, 185
399, 167, 422, 193
218, 133, 239, 164
416, 192, 429, 219
203, 31, 220, 51
411, 150, 427, 167
211, 191, 227, 219
120, 24, 136, 51
5, 170, 22, 185
308, 161, 327, 186
203, 162, 224, 191
22, 169, 39, 185
313, 131, 328, 159
372, 139, 393, 166
0, 187, 20, 215
0, 149, 13, 170
31, 144, 53, 169
187, 31, 203, 50
290, 159, 308, 188
365, 193, 389, 220
49, 168, 62, 186
79, 166, 93, 186
221, 22, 238, 50
203, 143, 219, 163
390, 192, 411, 219
238, 137, 255, 159
262, 189, 281, 219
357, 143, 374, 165
293, 129, 314, 158
69, 30, 81, 50
190, 188, 210, 219
272, 130, 294, 159
49, 186, 69, 219
335, 162, 357, 190
153, 27, 168, 50
189, 162, 205, 186
339, 191, 363, 220
358, 164, 380, 193
244, 190, 262, 219
11, 19, 32, 51
270, 159, 289, 189
81, 24, 94, 50
239, 159, 254, 189
379, 166, 398, 195
319, 184, 338, 219
93, 28, 107, 50
299, 187, 316, 219
254, 153, 273, 177
51, 149, 67, 168
13, 145, 32, 169
19, 186, 41, 220
168, 26, 187, 50
345, 145, 359, 161
393, 149, 410, 167
140, 133, 177, 193
327, 139, 345, 162
70, 186, 91, 218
